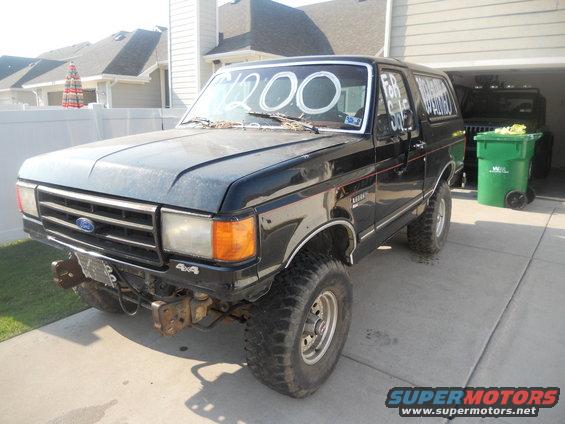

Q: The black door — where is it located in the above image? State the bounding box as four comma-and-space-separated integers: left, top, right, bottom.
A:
373, 67, 425, 228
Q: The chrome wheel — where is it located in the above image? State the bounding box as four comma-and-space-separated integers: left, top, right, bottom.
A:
300, 290, 338, 365
436, 198, 446, 238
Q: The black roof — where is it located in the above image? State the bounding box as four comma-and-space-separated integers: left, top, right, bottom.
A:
208, 0, 386, 58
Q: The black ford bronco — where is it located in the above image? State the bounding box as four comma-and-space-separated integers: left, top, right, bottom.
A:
457, 86, 553, 180
17, 56, 464, 398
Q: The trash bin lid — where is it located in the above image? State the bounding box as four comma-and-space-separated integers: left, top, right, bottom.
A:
474, 131, 543, 143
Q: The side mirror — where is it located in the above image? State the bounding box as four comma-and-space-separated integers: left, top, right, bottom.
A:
402, 109, 414, 132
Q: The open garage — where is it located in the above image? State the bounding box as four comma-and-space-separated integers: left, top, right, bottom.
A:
447, 67, 565, 199
387, 0, 565, 201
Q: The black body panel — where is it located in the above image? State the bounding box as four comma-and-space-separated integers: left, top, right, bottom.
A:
19, 56, 465, 303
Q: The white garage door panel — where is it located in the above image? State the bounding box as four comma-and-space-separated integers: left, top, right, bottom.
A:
390, 0, 565, 66
391, 10, 565, 37
395, 22, 565, 47
393, 0, 530, 17
398, 34, 565, 57
394, 0, 561, 26
404, 48, 565, 64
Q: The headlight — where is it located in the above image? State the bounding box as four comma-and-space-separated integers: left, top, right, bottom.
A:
16, 181, 38, 217
161, 208, 256, 262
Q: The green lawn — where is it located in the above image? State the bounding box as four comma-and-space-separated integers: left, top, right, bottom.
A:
0, 240, 87, 342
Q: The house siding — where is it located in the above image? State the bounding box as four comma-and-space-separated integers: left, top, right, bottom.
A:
169, 0, 217, 108
390, 0, 565, 67
112, 69, 163, 108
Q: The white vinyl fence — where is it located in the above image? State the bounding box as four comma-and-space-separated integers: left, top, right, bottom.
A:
0, 105, 185, 243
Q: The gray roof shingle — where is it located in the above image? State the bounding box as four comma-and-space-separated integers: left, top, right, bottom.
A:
0, 58, 64, 90
0, 56, 38, 82
208, 0, 386, 57
19, 29, 168, 87
38, 42, 91, 60
208, 0, 333, 56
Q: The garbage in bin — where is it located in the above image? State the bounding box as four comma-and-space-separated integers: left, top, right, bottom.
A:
475, 131, 542, 209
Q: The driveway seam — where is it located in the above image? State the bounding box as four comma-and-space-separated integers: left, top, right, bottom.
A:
446, 240, 531, 259
463, 207, 557, 387
341, 352, 419, 386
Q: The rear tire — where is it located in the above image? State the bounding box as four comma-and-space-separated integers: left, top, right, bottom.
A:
74, 280, 123, 313
245, 252, 352, 398
407, 181, 452, 254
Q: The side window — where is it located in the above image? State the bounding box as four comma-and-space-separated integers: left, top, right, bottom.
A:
415, 74, 457, 119
379, 70, 412, 135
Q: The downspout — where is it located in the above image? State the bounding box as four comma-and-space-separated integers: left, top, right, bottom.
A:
383, 0, 394, 58
107, 78, 118, 108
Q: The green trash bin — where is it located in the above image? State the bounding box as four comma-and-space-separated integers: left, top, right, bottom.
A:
475, 132, 542, 209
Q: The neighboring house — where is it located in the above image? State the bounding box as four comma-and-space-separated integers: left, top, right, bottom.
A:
0, 56, 43, 105
0, 28, 169, 108
168, 0, 386, 108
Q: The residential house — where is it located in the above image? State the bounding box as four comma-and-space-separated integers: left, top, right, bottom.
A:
168, 0, 565, 169
0, 56, 43, 105
0, 28, 169, 108
168, 0, 387, 108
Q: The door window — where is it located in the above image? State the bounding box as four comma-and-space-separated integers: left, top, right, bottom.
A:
379, 70, 412, 134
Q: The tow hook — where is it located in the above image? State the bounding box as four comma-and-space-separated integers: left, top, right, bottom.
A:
51, 256, 87, 289
151, 293, 213, 336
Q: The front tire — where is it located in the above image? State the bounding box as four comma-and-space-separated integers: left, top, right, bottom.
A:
407, 181, 452, 254
245, 252, 352, 398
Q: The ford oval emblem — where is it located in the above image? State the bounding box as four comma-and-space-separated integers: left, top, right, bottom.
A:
76, 217, 95, 233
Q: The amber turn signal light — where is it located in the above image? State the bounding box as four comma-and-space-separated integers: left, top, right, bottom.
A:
212, 217, 256, 262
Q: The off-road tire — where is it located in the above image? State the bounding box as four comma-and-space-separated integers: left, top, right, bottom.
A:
74, 280, 123, 313
245, 252, 352, 398
407, 181, 452, 254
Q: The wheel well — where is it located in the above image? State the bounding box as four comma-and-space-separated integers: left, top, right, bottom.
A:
290, 224, 354, 267
440, 163, 453, 184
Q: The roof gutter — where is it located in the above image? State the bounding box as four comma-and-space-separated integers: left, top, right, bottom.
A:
383, 0, 394, 58
22, 73, 151, 90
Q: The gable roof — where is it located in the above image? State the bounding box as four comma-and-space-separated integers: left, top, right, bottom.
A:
208, 0, 333, 57
21, 29, 168, 87
38, 42, 91, 60
0, 58, 64, 90
208, 0, 386, 58
0, 56, 38, 82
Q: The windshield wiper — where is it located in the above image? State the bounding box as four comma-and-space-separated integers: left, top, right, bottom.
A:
183, 117, 244, 129
248, 112, 319, 134
182, 116, 213, 126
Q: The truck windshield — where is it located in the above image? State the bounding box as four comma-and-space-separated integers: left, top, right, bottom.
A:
182, 63, 370, 132
463, 91, 536, 119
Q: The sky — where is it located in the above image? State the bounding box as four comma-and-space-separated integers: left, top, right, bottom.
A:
1, 0, 327, 58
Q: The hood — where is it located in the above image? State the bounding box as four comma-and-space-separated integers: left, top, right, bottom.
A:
19, 127, 352, 212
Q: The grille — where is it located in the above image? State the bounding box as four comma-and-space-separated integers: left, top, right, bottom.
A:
464, 125, 496, 161
37, 186, 162, 266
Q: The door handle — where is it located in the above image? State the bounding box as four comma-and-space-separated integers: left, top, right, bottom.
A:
411, 141, 426, 150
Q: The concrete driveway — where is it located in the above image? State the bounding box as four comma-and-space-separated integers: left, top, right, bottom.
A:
1, 191, 564, 424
